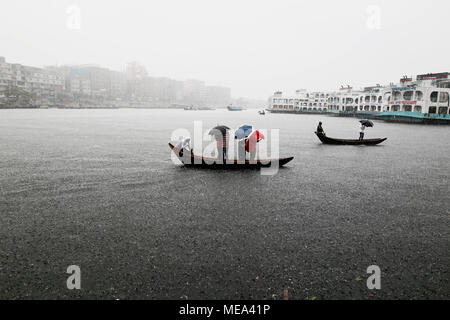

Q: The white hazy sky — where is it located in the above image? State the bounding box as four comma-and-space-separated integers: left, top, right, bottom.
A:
1, 0, 449, 99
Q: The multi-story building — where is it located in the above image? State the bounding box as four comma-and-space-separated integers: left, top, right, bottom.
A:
0, 57, 65, 105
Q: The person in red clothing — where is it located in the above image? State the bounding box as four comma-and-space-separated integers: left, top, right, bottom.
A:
245, 130, 264, 163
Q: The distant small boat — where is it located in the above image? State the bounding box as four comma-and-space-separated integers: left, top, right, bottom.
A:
315, 132, 387, 145
258, 110, 266, 115
227, 105, 243, 111
169, 143, 293, 168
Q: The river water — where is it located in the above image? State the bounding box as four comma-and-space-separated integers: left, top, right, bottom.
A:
0, 109, 449, 299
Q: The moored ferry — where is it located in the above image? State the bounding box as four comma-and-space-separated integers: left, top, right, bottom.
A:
268, 73, 450, 124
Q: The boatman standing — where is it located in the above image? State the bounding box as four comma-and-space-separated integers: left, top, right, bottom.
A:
359, 123, 365, 140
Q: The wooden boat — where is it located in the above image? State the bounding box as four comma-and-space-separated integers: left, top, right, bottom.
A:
315, 132, 387, 145
169, 143, 294, 168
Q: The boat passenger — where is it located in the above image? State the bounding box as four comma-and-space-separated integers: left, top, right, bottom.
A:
245, 130, 264, 163
216, 132, 229, 164
317, 122, 325, 135
359, 124, 365, 140
237, 139, 246, 163
175, 137, 191, 157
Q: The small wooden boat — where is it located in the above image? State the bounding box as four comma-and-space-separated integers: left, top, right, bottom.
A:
169, 143, 294, 168
315, 132, 387, 145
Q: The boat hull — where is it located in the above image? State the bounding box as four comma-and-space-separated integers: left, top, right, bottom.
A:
169, 143, 293, 168
315, 132, 387, 145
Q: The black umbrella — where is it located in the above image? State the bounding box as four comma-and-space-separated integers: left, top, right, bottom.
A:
359, 120, 374, 127
209, 125, 230, 139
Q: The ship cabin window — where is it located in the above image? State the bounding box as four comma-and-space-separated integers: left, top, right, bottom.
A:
354, 107, 358, 111
359, 106, 363, 111
414, 106, 422, 113
439, 92, 449, 103
313, 108, 317, 111
392, 105, 400, 111
365, 96, 370, 103
428, 106, 437, 114
378, 96, 382, 103
430, 92, 438, 103
393, 91, 402, 100
355, 98, 359, 104
371, 106, 377, 111
438, 107, 448, 115
403, 105, 412, 112
403, 91, 413, 101
371, 96, 377, 103
386, 106, 390, 111
378, 106, 381, 111
308, 108, 312, 111
303, 107, 307, 111
364, 106, 370, 111
415, 91, 423, 101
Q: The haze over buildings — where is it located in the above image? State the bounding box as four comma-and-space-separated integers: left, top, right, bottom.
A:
0, 56, 232, 107
1, 0, 449, 100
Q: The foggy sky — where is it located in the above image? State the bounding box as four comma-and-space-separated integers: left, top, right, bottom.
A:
1, 0, 449, 99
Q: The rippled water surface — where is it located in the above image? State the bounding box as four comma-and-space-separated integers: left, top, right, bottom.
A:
0, 109, 449, 299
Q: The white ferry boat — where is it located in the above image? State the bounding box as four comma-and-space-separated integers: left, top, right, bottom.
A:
268, 73, 450, 124
269, 89, 330, 114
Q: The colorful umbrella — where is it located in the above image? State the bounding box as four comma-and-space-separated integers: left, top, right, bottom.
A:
234, 125, 253, 139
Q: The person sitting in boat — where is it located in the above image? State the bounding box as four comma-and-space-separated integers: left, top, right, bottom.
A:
237, 139, 246, 163
216, 132, 229, 163
359, 124, 365, 141
316, 122, 325, 135
175, 137, 191, 157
